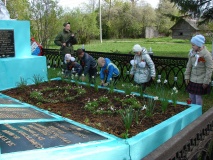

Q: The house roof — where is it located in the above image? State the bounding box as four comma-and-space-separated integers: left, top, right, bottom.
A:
170, 19, 200, 30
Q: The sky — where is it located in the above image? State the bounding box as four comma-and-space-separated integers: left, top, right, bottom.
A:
58, 0, 160, 10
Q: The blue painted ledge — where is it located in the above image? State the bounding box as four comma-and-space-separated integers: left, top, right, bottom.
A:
0, 78, 202, 160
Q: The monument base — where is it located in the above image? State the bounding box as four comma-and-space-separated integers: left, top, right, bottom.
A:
0, 56, 47, 91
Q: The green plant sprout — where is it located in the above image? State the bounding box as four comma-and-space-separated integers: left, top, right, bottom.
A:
32, 74, 44, 85
16, 77, 28, 89
145, 96, 158, 117
120, 106, 134, 138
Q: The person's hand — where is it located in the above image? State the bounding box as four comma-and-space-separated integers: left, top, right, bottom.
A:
62, 43, 66, 46
103, 83, 109, 87
71, 33, 75, 37
152, 77, 155, 81
203, 84, 208, 89
185, 79, 189, 85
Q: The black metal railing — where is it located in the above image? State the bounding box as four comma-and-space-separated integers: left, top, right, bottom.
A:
143, 107, 213, 160
43, 49, 190, 89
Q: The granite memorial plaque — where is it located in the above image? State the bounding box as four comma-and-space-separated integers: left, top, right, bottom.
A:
0, 107, 54, 119
0, 121, 107, 153
0, 96, 21, 104
0, 30, 15, 57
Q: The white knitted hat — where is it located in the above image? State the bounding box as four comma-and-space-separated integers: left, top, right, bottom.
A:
132, 44, 142, 52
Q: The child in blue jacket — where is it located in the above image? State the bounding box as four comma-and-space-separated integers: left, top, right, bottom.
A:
97, 57, 120, 87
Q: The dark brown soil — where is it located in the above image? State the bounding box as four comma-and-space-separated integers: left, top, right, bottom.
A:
2, 80, 187, 138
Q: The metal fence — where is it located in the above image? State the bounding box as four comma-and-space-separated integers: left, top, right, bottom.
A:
143, 107, 213, 160
43, 49, 189, 89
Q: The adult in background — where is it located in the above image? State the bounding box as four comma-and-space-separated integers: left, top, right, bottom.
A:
54, 22, 77, 70
130, 44, 156, 92
97, 57, 120, 88
184, 34, 213, 105
76, 49, 97, 83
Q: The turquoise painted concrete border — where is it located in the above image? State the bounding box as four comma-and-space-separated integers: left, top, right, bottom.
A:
0, 20, 47, 91
127, 102, 201, 160
0, 79, 202, 160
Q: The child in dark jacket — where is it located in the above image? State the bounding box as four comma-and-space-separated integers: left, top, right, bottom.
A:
97, 57, 120, 87
76, 49, 97, 83
64, 54, 83, 78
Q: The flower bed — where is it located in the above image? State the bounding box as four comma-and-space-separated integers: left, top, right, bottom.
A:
1, 79, 202, 159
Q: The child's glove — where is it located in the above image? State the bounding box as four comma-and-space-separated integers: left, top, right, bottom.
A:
130, 60, 137, 66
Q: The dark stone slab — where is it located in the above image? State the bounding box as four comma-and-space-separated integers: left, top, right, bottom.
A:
0, 30, 15, 58
0, 121, 107, 153
0, 107, 54, 119
0, 96, 21, 104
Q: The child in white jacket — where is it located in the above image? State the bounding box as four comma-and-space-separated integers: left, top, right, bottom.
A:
130, 44, 156, 92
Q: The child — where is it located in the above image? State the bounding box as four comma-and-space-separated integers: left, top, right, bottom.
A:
64, 54, 83, 78
130, 44, 156, 92
184, 34, 213, 105
76, 49, 97, 83
97, 57, 120, 87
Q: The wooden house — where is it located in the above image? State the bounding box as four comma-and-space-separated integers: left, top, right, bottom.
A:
170, 19, 200, 39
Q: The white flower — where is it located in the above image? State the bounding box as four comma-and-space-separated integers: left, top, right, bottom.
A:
97, 72, 99, 75
92, 76, 94, 79
142, 105, 146, 110
47, 65, 50, 69
158, 75, 161, 79
175, 90, 178, 94
82, 74, 85, 77
109, 78, 112, 81
75, 74, 78, 77
130, 93, 135, 97
157, 79, 161, 83
126, 95, 129, 97
164, 79, 168, 84
122, 84, 125, 87
110, 106, 114, 111
174, 77, 177, 81
173, 87, 177, 91
153, 96, 159, 100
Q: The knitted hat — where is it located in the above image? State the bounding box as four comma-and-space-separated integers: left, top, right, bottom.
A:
63, 22, 70, 27
97, 57, 105, 67
65, 54, 72, 61
191, 35, 205, 47
132, 44, 142, 52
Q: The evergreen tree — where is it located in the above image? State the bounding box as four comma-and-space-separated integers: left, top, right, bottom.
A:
170, 0, 213, 24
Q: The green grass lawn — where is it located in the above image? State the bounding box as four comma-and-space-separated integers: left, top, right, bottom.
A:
49, 37, 213, 57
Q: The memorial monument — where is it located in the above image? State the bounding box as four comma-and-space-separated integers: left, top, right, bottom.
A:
0, 1, 47, 90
